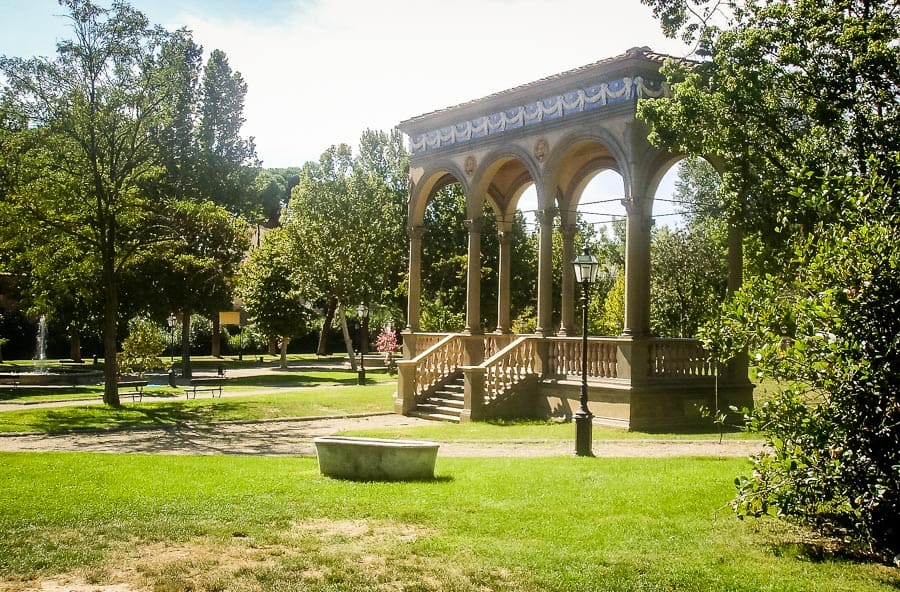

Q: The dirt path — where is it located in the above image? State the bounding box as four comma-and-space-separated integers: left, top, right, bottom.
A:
0, 413, 765, 457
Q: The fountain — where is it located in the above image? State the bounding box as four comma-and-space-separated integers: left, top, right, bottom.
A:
0, 315, 101, 387
34, 315, 48, 374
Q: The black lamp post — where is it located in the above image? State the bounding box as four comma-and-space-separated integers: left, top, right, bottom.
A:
357, 303, 368, 385
573, 246, 601, 457
166, 313, 177, 365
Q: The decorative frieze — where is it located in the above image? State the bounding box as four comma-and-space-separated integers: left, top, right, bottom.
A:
409, 75, 668, 154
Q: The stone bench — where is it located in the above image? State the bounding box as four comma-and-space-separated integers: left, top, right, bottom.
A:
313, 436, 439, 481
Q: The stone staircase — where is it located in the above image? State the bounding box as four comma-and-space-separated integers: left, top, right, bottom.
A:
411, 372, 465, 423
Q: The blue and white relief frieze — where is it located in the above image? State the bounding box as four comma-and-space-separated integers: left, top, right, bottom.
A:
410, 76, 668, 154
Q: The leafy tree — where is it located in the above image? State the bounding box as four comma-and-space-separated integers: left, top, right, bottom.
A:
282, 142, 405, 359
650, 224, 727, 337
130, 200, 250, 377
196, 49, 260, 218
640, 0, 900, 559
238, 228, 313, 367
0, 0, 188, 405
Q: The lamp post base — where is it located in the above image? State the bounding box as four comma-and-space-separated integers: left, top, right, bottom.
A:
574, 411, 594, 457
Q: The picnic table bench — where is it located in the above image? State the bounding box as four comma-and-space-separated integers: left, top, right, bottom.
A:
117, 380, 148, 402
186, 376, 228, 399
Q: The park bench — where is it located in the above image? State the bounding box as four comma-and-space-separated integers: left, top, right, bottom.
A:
186, 376, 228, 399
117, 379, 148, 402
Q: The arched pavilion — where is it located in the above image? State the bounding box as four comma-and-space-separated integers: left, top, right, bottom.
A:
394, 47, 753, 429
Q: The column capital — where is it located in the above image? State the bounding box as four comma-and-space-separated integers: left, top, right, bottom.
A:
464, 217, 484, 233
559, 223, 578, 239
535, 208, 557, 226
497, 229, 513, 245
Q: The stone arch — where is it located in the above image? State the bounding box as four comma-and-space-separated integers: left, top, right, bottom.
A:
408, 164, 469, 227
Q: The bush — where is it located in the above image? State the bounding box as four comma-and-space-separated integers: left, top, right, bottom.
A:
120, 317, 166, 376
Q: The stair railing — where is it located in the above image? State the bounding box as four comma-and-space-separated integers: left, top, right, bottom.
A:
411, 334, 466, 398
482, 336, 540, 404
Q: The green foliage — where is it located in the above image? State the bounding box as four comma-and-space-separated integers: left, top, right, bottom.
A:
650, 220, 727, 337
0, 0, 196, 403
226, 324, 269, 354
591, 270, 624, 335
420, 298, 465, 333
283, 142, 405, 310
238, 228, 313, 341
642, 0, 900, 558
119, 318, 166, 376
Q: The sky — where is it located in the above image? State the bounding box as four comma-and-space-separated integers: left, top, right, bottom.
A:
0, 0, 692, 226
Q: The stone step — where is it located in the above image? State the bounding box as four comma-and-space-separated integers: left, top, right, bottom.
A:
410, 410, 461, 423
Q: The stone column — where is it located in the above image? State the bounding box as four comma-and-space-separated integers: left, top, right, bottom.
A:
726, 221, 751, 384
464, 217, 483, 335
557, 224, 578, 336
535, 208, 556, 336
495, 223, 513, 334
406, 225, 425, 333
623, 198, 651, 336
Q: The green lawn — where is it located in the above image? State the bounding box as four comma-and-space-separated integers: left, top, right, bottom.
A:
0, 383, 396, 433
0, 452, 894, 591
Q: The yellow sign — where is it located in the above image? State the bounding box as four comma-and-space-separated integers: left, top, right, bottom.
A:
219, 311, 241, 326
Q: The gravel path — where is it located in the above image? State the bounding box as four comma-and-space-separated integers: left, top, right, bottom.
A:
0, 412, 765, 457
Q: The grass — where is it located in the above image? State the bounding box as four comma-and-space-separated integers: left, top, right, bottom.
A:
0, 452, 895, 591
0, 383, 395, 433
345, 418, 763, 442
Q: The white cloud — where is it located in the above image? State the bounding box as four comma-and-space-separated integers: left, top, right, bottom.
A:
177, 0, 689, 167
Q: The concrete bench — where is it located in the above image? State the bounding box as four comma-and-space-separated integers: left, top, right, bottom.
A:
313, 436, 440, 481
117, 380, 148, 402
186, 377, 228, 399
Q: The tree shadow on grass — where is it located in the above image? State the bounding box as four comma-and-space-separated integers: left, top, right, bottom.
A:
0, 386, 102, 401
226, 373, 361, 388
16, 399, 252, 434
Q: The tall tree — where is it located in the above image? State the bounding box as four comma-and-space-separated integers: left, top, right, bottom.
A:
640, 0, 900, 558
282, 142, 404, 359
196, 49, 259, 217
0, 0, 186, 405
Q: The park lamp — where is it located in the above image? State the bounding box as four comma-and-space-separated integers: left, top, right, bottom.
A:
573, 246, 601, 285
573, 246, 599, 457
166, 313, 177, 365
357, 303, 369, 385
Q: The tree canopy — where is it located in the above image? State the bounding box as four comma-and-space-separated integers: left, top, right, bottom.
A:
640, 0, 900, 559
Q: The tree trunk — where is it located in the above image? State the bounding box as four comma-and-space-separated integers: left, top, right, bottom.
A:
211, 315, 221, 357
181, 309, 192, 379
279, 336, 290, 368
339, 303, 357, 372
70, 330, 82, 362
102, 261, 120, 406
268, 336, 278, 355
317, 299, 336, 356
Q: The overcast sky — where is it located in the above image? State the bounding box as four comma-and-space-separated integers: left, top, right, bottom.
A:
0, 0, 692, 225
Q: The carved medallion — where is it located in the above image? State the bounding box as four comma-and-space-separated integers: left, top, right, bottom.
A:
464, 155, 476, 176
534, 138, 549, 163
